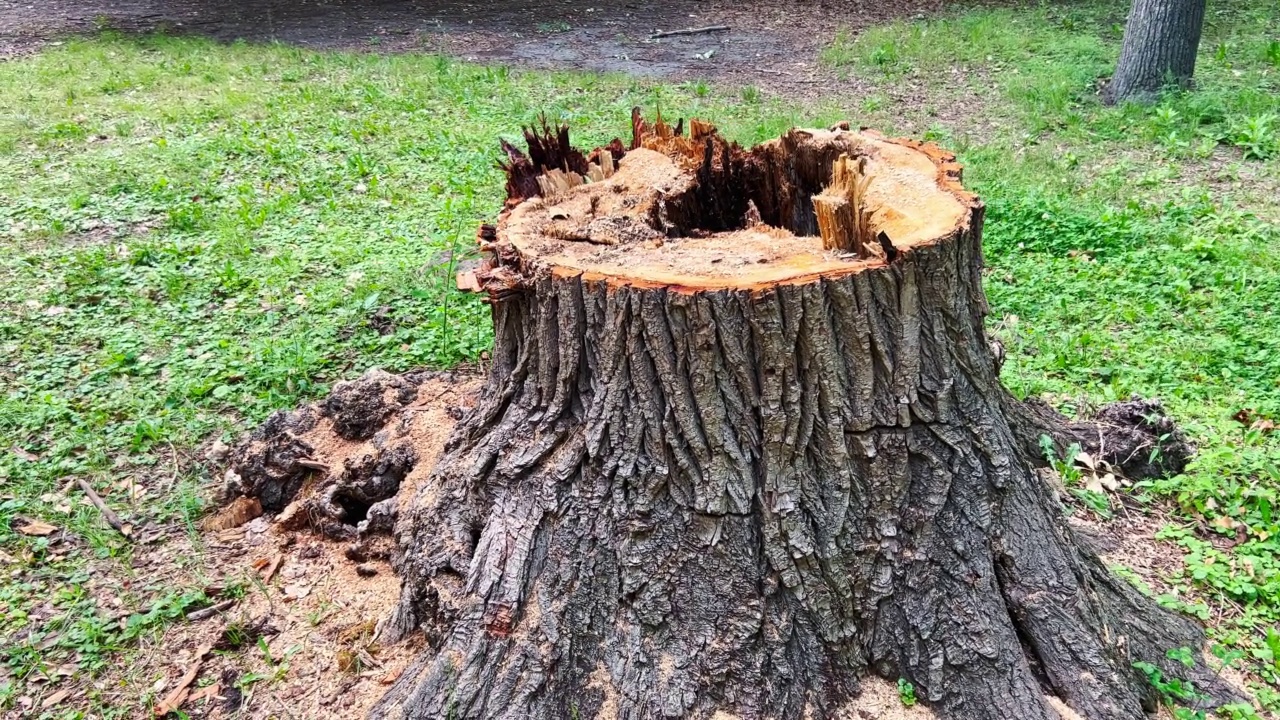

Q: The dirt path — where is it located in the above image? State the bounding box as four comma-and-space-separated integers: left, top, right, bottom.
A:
0, 0, 958, 95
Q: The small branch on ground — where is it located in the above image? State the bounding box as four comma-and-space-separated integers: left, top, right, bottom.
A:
76, 478, 132, 539
649, 25, 729, 39
186, 599, 237, 622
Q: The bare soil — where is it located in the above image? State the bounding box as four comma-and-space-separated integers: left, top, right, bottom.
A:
1, 0, 964, 96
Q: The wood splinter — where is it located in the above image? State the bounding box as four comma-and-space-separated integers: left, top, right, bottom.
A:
813, 153, 875, 256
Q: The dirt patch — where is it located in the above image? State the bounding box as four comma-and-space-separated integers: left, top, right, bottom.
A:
40, 371, 481, 720
3, 0, 967, 97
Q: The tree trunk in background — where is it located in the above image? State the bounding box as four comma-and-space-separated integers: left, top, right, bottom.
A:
369, 116, 1240, 719
1106, 0, 1207, 104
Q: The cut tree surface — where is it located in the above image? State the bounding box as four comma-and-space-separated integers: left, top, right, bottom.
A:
226, 115, 1240, 720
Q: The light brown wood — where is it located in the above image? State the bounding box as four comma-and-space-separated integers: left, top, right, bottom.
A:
813, 153, 875, 255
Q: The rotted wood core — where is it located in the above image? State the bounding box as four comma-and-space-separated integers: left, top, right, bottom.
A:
378, 113, 1240, 720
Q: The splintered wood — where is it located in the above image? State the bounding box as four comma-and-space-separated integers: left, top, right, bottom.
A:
535, 149, 616, 198
813, 153, 875, 256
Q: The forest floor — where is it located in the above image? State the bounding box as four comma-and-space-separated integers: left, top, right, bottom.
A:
2, 0, 1280, 718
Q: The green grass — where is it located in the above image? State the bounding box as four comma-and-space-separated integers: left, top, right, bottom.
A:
2, 0, 1280, 714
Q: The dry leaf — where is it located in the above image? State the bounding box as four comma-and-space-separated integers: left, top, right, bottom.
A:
17, 519, 58, 536
11, 446, 39, 462
1074, 451, 1096, 471
153, 643, 212, 716
282, 583, 311, 601
40, 689, 69, 709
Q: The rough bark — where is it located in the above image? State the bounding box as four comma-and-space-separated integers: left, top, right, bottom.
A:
370, 117, 1238, 719
1106, 0, 1207, 104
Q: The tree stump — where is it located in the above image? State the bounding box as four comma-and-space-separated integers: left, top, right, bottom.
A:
372, 116, 1237, 719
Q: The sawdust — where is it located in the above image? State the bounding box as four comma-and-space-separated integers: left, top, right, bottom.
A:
66, 373, 481, 719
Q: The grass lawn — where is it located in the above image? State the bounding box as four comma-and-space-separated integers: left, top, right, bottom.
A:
2, 0, 1280, 716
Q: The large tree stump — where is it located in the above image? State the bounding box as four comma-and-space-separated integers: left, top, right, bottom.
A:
371, 116, 1237, 719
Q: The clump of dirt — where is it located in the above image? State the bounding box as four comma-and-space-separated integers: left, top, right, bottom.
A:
302, 443, 419, 541
321, 368, 418, 441
1074, 395, 1195, 480
224, 405, 320, 511
217, 369, 477, 543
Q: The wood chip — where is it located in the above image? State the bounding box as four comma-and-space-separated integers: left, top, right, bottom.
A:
40, 689, 69, 709
261, 553, 283, 584
16, 519, 58, 536
456, 270, 482, 292
199, 496, 262, 532
187, 683, 220, 703
153, 643, 211, 716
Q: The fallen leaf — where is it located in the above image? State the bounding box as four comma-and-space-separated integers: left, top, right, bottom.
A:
17, 519, 58, 536
1233, 408, 1257, 425
1074, 451, 1096, 471
153, 643, 212, 716
41, 689, 69, 709
11, 446, 39, 462
282, 583, 311, 601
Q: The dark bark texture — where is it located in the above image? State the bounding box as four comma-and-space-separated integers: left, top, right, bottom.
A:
370, 121, 1237, 719
1106, 0, 1207, 104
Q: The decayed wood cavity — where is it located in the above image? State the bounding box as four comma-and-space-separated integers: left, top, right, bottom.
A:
477, 116, 974, 292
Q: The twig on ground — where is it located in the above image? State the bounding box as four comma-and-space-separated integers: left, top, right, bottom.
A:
75, 478, 132, 539
649, 25, 729, 39
186, 599, 237, 622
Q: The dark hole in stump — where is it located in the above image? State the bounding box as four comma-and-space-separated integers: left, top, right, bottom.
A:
334, 492, 373, 526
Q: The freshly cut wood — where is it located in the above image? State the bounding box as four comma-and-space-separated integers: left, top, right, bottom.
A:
370, 114, 1239, 719
813, 152, 875, 255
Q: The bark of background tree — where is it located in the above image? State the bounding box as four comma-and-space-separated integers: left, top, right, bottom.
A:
1106, 0, 1207, 104
368, 117, 1239, 719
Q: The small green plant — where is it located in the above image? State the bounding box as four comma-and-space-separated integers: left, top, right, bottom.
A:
1264, 40, 1280, 68
897, 678, 917, 707
1230, 114, 1277, 160
1133, 656, 1209, 718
